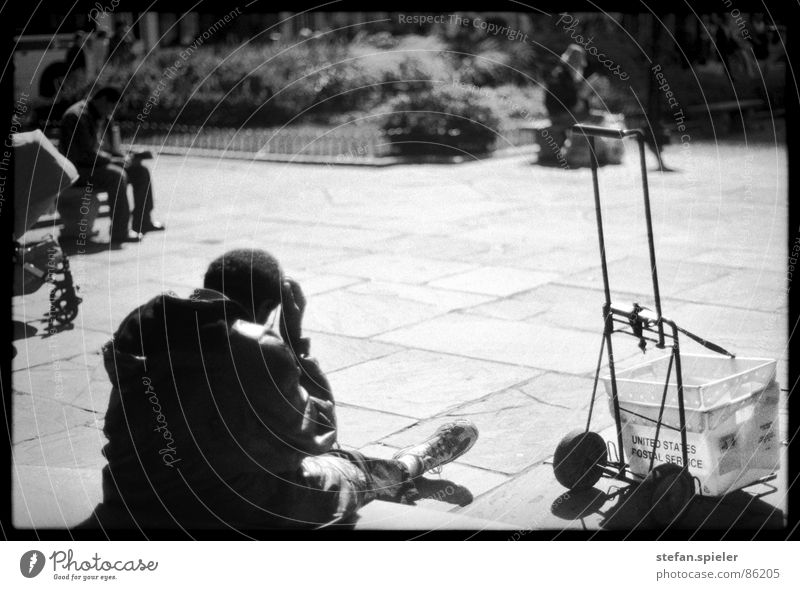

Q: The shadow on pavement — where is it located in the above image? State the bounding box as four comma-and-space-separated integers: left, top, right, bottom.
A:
13, 320, 39, 341
59, 238, 114, 256
39, 322, 76, 338
415, 478, 474, 508
551, 483, 784, 531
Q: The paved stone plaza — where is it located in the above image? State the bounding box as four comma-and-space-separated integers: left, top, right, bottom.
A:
12, 138, 789, 531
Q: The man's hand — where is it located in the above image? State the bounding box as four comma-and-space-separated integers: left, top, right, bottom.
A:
279, 277, 306, 349
107, 151, 130, 167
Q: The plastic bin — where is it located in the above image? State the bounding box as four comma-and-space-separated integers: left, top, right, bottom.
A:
602, 354, 780, 496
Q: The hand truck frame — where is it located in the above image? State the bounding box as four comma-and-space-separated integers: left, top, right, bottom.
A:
552, 124, 778, 526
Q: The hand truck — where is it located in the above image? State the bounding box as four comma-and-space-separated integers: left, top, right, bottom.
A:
552, 124, 779, 527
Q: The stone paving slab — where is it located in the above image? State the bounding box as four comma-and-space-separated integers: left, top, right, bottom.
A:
560, 256, 735, 301
678, 270, 788, 313
461, 291, 552, 322
328, 349, 539, 418
74, 282, 167, 334
455, 463, 575, 530
463, 282, 631, 328
515, 371, 616, 417
172, 218, 397, 256
376, 312, 644, 375
380, 386, 611, 475
323, 186, 516, 236
12, 365, 111, 420
13, 349, 110, 415
428, 266, 559, 297
13, 394, 102, 445
321, 253, 476, 284
303, 281, 493, 338
14, 357, 95, 401
285, 272, 365, 297
304, 332, 401, 373
461, 212, 596, 254
266, 221, 402, 251
13, 466, 101, 529
470, 244, 619, 275
380, 233, 492, 262
13, 424, 106, 469
670, 300, 787, 353
65, 381, 112, 417
334, 406, 418, 448
13, 325, 109, 373
690, 246, 787, 274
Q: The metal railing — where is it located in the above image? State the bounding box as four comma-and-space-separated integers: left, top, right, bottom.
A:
118, 121, 537, 160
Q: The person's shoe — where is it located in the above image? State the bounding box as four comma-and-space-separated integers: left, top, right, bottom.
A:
139, 219, 166, 233
393, 419, 479, 477
110, 230, 143, 244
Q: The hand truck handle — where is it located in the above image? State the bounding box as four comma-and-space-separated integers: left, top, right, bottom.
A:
572, 124, 665, 347
571, 124, 644, 140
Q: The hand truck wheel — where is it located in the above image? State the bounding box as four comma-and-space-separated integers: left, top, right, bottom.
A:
553, 429, 607, 490
643, 462, 694, 527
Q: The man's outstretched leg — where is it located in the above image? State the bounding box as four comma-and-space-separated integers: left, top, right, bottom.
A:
294, 419, 479, 527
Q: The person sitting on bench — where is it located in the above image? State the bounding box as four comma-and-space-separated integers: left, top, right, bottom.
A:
59, 86, 164, 244
83, 248, 479, 530
542, 44, 590, 165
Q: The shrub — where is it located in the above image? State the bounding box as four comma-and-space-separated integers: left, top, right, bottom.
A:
480, 84, 546, 124
379, 84, 502, 156
97, 31, 547, 141
100, 40, 354, 127
454, 38, 539, 88
100, 34, 462, 127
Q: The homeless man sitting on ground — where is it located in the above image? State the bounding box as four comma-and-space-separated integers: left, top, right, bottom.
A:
82, 248, 478, 529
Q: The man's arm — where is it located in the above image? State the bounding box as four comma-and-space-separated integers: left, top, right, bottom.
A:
229, 321, 337, 455
59, 108, 112, 168
274, 278, 335, 401
297, 356, 333, 403
100, 125, 128, 159
279, 278, 308, 354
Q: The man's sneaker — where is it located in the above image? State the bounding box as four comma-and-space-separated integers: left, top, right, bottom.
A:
393, 419, 478, 477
